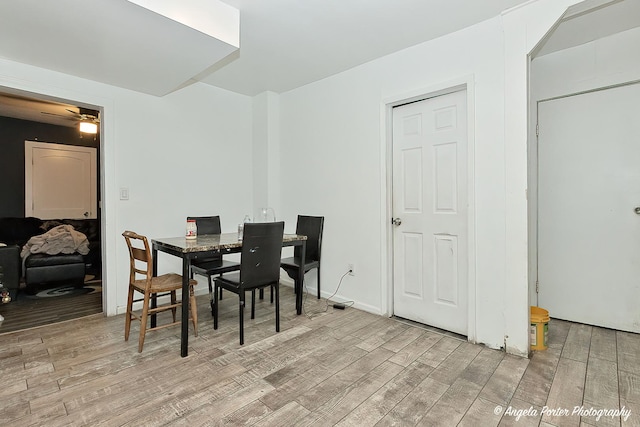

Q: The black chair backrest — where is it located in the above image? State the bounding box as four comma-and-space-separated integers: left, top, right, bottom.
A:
240, 222, 285, 290
294, 215, 324, 262
187, 216, 222, 262
187, 216, 221, 235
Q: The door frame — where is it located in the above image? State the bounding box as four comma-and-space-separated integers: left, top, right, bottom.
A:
0, 85, 112, 316
381, 76, 477, 343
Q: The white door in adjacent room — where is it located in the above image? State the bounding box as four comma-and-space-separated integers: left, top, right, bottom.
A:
392, 89, 468, 335
538, 83, 640, 333
25, 140, 97, 220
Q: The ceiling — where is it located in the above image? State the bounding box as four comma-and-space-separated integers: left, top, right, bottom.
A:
0, 0, 532, 98
0, 0, 638, 126
201, 0, 534, 95
534, 0, 640, 57
0, 0, 238, 97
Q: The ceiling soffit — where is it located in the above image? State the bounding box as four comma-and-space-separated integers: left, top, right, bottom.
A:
0, 0, 239, 97
534, 0, 640, 58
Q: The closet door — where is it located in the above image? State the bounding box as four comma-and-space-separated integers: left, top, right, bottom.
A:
538, 83, 640, 332
392, 89, 468, 335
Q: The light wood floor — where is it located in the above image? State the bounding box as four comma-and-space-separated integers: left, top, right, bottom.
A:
0, 286, 638, 426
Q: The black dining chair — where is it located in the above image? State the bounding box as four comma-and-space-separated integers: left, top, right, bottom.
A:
213, 221, 285, 345
281, 215, 324, 303
187, 216, 240, 315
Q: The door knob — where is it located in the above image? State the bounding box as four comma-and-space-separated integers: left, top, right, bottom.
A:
392, 217, 402, 226
635, 207, 640, 215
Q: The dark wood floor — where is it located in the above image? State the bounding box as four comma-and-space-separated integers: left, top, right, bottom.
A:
0, 285, 638, 426
0, 281, 102, 333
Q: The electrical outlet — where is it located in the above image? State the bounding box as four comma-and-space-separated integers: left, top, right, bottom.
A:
348, 263, 355, 276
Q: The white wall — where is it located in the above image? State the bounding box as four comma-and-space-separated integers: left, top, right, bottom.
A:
501, 0, 582, 356
276, 17, 507, 348
0, 58, 253, 315
531, 26, 640, 100
252, 91, 281, 220
274, 0, 581, 356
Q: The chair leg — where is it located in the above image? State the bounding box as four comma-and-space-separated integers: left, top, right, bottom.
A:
275, 283, 280, 333
294, 278, 300, 312
251, 289, 256, 319
138, 292, 150, 352
270, 285, 274, 304
208, 276, 214, 316
124, 286, 134, 341
259, 288, 264, 300
170, 290, 177, 322
190, 285, 198, 337
213, 283, 219, 330
239, 291, 245, 345
317, 267, 321, 299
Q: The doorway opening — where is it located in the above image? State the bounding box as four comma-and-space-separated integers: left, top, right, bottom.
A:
0, 88, 104, 333
528, 0, 640, 333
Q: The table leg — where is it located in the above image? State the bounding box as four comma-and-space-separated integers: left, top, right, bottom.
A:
151, 246, 158, 329
181, 257, 190, 357
297, 241, 306, 315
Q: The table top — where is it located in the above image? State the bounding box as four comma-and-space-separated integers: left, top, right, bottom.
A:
152, 232, 307, 253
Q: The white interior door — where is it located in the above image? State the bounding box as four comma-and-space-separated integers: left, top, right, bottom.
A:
392, 89, 468, 335
538, 83, 640, 333
25, 141, 97, 219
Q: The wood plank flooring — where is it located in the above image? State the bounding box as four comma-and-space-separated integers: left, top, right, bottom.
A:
0, 286, 638, 426
0, 281, 102, 333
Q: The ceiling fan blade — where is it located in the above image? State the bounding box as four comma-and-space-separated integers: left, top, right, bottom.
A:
41, 111, 78, 120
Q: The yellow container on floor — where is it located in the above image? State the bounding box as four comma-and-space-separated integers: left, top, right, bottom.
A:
530, 306, 549, 351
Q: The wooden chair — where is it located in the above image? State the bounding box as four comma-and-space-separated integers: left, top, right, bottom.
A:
187, 216, 240, 315
122, 231, 198, 352
281, 215, 324, 302
213, 222, 284, 345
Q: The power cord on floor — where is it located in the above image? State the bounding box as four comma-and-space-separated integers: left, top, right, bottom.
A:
301, 270, 354, 319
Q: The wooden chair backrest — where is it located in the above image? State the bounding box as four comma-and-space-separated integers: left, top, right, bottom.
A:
122, 230, 152, 290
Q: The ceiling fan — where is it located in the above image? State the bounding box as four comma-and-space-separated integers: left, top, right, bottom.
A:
41, 107, 100, 133
41, 108, 99, 123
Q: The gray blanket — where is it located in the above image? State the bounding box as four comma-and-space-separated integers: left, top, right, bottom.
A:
21, 224, 90, 258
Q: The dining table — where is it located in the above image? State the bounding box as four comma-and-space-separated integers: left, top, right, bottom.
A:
151, 232, 307, 357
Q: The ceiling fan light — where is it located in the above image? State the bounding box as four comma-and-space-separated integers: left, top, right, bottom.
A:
79, 121, 97, 134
